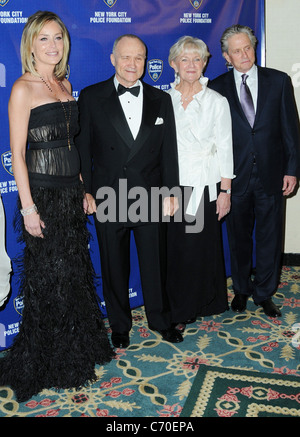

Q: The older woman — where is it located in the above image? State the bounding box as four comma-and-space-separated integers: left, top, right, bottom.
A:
166, 36, 234, 332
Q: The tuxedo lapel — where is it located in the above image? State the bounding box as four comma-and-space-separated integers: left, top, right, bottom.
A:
102, 83, 134, 149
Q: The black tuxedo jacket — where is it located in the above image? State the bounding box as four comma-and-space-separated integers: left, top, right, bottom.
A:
75, 77, 179, 216
210, 66, 300, 196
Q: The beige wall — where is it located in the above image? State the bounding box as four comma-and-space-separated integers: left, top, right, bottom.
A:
265, 0, 300, 253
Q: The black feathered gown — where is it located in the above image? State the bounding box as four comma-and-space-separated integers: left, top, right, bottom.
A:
0, 102, 114, 402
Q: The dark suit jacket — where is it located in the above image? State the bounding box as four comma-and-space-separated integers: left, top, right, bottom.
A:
210, 66, 300, 196
75, 77, 179, 218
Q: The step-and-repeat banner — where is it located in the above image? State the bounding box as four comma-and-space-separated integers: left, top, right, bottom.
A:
0, 0, 265, 349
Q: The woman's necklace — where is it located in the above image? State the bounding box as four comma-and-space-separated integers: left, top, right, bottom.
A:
38, 74, 72, 151
177, 83, 202, 107
180, 94, 193, 105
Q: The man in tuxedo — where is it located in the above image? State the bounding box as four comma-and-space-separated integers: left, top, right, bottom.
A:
75, 34, 183, 348
210, 25, 300, 317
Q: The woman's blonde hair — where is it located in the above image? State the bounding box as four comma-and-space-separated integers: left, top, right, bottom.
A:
20, 10, 70, 80
168, 35, 210, 66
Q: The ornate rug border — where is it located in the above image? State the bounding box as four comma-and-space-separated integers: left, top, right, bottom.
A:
181, 365, 300, 417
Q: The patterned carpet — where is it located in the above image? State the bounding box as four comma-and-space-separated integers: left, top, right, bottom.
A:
0, 266, 299, 418
180, 365, 300, 417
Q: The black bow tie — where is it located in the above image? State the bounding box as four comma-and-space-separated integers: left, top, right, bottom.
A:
117, 83, 140, 97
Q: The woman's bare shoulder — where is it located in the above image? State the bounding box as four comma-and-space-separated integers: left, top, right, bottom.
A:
10, 73, 37, 103
10, 73, 49, 109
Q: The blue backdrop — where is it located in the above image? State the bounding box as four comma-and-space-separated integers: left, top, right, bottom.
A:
0, 0, 265, 350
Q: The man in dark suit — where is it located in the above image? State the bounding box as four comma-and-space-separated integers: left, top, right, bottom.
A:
210, 25, 300, 317
75, 34, 183, 348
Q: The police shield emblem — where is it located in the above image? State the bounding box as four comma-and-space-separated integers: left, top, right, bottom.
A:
189, 0, 203, 9
14, 296, 24, 316
103, 0, 117, 7
1, 151, 13, 175
0, 0, 10, 7
147, 59, 163, 82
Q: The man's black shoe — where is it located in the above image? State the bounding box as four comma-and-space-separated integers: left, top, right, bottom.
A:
231, 294, 248, 313
111, 331, 130, 348
260, 299, 282, 317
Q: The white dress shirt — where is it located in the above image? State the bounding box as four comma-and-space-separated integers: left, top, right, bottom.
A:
114, 76, 143, 139
168, 76, 235, 215
233, 64, 258, 111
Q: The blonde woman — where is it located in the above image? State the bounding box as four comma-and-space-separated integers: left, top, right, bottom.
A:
0, 11, 114, 403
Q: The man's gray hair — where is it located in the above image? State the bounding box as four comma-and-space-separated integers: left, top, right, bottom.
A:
220, 24, 257, 54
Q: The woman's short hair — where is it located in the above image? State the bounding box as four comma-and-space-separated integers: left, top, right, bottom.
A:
220, 24, 257, 54
20, 10, 70, 80
168, 36, 210, 66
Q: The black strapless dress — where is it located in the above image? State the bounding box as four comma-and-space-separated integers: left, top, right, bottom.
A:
0, 102, 114, 402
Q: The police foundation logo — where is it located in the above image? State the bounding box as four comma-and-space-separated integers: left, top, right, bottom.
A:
189, 0, 203, 9
147, 59, 163, 82
1, 151, 13, 175
0, 0, 10, 7
14, 296, 24, 316
103, 0, 117, 7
